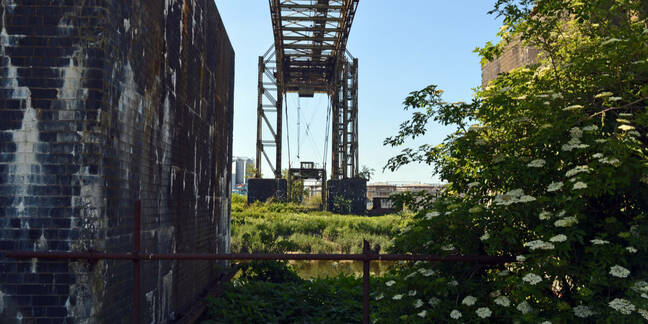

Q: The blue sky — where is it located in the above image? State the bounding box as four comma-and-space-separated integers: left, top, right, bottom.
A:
214, 1, 503, 183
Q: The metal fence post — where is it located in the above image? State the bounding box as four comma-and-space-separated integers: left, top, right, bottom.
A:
133, 200, 141, 324
362, 240, 370, 324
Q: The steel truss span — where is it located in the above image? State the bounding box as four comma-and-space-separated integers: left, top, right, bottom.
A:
256, 0, 360, 180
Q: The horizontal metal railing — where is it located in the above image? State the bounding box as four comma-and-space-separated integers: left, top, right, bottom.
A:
1, 201, 514, 324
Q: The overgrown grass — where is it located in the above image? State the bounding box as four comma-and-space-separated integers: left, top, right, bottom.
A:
230, 194, 409, 254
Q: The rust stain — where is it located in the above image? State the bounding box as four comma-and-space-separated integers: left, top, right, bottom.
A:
183, 0, 190, 39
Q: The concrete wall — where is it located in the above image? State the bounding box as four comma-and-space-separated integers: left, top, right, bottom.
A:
0, 0, 233, 322
328, 179, 366, 215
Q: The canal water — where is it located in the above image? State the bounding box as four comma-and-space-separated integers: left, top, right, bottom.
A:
289, 260, 397, 279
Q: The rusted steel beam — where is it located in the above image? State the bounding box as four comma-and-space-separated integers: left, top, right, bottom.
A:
282, 4, 343, 10
281, 16, 343, 22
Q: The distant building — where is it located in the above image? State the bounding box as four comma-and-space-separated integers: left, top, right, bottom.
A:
232, 157, 254, 186
366, 182, 398, 202
366, 182, 443, 211
481, 37, 539, 87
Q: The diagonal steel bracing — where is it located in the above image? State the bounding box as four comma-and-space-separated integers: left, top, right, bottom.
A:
257, 0, 360, 180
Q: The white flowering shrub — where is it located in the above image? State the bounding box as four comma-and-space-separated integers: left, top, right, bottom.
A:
375, 0, 648, 322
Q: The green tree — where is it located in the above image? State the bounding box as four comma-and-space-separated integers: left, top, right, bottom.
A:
282, 169, 308, 203
376, 1, 648, 322
245, 163, 260, 179
358, 165, 375, 182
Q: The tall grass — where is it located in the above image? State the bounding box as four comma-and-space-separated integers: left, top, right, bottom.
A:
231, 194, 408, 254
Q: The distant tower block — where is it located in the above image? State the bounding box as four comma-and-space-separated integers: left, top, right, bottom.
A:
251, 0, 362, 210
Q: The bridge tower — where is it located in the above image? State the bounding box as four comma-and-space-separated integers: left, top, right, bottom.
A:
249, 0, 365, 213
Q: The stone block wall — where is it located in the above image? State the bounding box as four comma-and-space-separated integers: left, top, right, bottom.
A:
481, 38, 539, 87
327, 178, 366, 215
247, 178, 287, 204
0, 0, 233, 322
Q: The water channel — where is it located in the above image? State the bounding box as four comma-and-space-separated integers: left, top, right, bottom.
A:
289, 260, 397, 279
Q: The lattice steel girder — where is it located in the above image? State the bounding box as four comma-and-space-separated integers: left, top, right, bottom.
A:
331, 57, 358, 179
256, 49, 283, 179
270, 0, 359, 94
259, 0, 359, 181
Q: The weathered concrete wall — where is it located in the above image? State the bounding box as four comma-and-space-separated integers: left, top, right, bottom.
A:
327, 179, 366, 215
481, 38, 539, 87
247, 178, 287, 204
0, 0, 233, 322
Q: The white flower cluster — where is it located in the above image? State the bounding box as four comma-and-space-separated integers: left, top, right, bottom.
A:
573, 305, 594, 318
522, 273, 543, 285
441, 244, 455, 251
494, 296, 511, 307
480, 232, 490, 241
462, 295, 477, 306
385, 280, 395, 287
549, 234, 567, 242
516, 255, 527, 262
414, 299, 424, 308
428, 297, 440, 307
392, 294, 403, 300
590, 239, 609, 245
539, 211, 552, 220
565, 165, 590, 177
494, 189, 536, 205
554, 216, 578, 227
475, 307, 492, 318
527, 159, 546, 168
408, 290, 417, 296
450, 310, 462, 319
609, 265, 630, 278
582, 125, 598, 131
638, 308, 648, 320
632, 281, 648, 298
599, 156, 621, 166
524, 240, 555, 250
546, 181, 563, 192
418, 268, 435, 277
516, 301, 532, 314
609, 298, 635, 315
562, 127, 589, 151
572, 181, 588, 190
626, 246, 638, 253
417, 310, 427, 318
425, 211, 441, 219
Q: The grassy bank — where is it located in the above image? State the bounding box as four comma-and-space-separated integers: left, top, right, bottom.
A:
230, 194, 408, 254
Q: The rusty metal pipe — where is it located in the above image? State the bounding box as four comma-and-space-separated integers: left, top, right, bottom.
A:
1, 251, 515, 263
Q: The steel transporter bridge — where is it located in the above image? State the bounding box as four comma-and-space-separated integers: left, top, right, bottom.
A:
249, 0, 365, 213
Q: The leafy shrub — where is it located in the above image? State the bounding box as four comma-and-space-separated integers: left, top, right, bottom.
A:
237, 260, 302, 284
202, 261, 364, 323
378, 1, 648, 322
